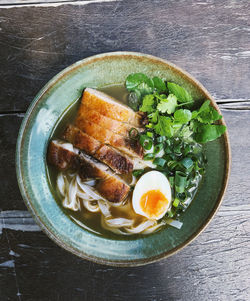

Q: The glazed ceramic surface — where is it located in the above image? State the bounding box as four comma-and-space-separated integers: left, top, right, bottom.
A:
16, 52, 230, 266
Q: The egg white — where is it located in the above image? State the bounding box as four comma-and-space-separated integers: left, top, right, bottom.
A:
132, 171, 172, 220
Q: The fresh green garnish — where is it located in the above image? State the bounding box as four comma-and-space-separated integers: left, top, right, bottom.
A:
140, 94, 155, 113
157, 94, 177, 114
194, 124, 226, 143
129, 128, 139, 139
152, 76, 167, 93
174, 109, 192, 124
125, 73, 227, 221
167, 82, 193, 103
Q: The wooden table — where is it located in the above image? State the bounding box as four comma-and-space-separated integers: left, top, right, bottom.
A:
0, 1, 249, 300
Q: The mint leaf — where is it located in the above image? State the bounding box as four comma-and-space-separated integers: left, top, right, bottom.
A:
140, 94, 155, 113
152, 76, 166, 93
167, 82, 192, 103
126, 73, 154, 94
194, 124, 226, 143
174, 109, 192, 124
157, 94, 177, 114
154, 116, 173, 137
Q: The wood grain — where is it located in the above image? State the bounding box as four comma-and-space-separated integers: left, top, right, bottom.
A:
0, 0, 249, 112
0, 0, 250, 300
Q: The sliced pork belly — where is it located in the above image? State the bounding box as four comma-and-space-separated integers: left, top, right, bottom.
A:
47, 140, 130, 203
63, 125, 133, 174
47, 140, 78, 170
75, 118, 143, 159
78, 152, 130, 203
76, 105, 143, 137
81, 88, 143, 127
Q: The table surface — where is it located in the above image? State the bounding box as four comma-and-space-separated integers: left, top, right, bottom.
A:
0, 0, 250, 300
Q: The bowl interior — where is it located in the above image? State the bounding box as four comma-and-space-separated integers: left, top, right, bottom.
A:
16, 52, 230, 266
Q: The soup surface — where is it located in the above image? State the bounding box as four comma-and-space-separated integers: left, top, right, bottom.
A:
47, 83, 204, 238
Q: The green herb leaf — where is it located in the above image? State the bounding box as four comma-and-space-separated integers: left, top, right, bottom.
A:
197, 106, 222, 124
194, 124, 226, 143
157, 94, 177, 114
174, 109, 192, 124
140, 94, 155, 113
154, 116, 173, 137
192, 100, 222, 124
148, 111, 159, 123
126, 73, 154, 94
167, 82, 193, 103
152, 76, 167, 92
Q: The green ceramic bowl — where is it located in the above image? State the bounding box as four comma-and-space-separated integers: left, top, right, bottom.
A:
16, 52, 230, 266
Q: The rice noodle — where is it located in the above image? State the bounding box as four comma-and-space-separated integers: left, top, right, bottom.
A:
62, 177, 80, 211
98, 200, 111, 217
142, 220, 166, 234
76, 175, 107, 201
56, 171, 176, 235
124, 220, 155, 234
82, 199, 100, 212
133, 158, 156, 169
165, 218, 183, 229
57, 172, 65, 196
105, 217, 134, 228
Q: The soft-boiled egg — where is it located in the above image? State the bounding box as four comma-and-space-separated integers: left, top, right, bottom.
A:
132, 171, 172, 220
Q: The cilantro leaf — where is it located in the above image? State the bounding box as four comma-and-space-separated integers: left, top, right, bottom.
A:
167, 82, 192, 103
157, 94, 177, 114
174, 109, 192, 124
194, 124, 226, 143
152, 76, 167, 93
140, 94, 155, 113
126, 73, 154, 94
154, 116, 173, 137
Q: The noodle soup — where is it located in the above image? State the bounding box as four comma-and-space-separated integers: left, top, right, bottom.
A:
47, 73, 225, 238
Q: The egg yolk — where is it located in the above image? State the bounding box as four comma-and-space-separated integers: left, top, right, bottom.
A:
140, 190, 168, 219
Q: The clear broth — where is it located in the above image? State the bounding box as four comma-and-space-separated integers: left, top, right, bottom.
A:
47, 84, 202, 239
47, 84, 146, 239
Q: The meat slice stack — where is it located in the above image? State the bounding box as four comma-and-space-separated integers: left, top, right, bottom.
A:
48, 88, 145, 203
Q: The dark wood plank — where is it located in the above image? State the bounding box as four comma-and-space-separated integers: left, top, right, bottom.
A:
0, 114, 26, 211
0, 0, 250, 112
0, 107, 249, 300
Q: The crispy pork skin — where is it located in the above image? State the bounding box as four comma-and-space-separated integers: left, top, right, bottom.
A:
47, 140, 78, 170
63, 125, 133, 174
76, 105, 143, 137
47, 140, 130, 203
75, 119, 143, 159
81, 88, 142, 127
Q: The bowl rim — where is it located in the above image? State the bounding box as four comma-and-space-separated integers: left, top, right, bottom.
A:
16, 51, 231, 267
